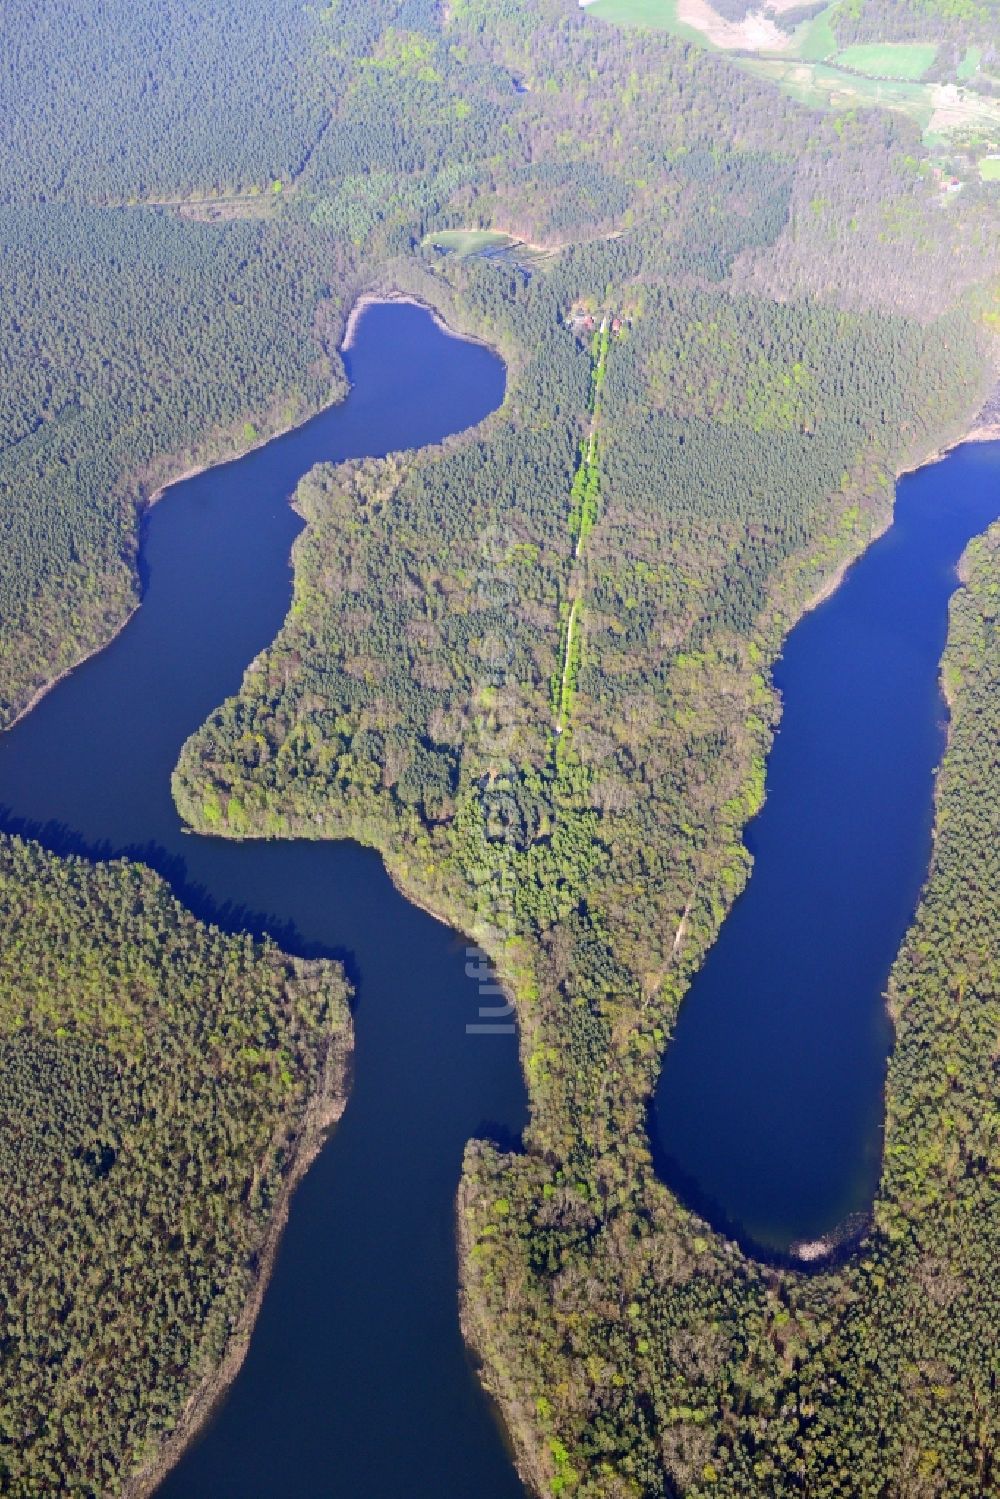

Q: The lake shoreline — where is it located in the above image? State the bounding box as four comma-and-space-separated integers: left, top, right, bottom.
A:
799, 402, 1000, 622
4, 406, 338, 736
341, 288, 494, 353
791, 422, 1000, 1266
4, 288, 501, 740
456, 1175, 550, 1499
896, 416, 1000, 479
122, 1013, 352, 1499
655, 414, 1000, 1275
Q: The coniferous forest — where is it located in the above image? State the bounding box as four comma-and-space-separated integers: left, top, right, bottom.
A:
2, 0, 1000, 1492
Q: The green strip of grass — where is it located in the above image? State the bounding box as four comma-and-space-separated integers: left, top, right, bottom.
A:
834, 42, 938, 81
584, 0, 672, 25
957, 45, 982, 81
422, 228, 514, 256
796, 3, 839, 62
585, 0, 710, 44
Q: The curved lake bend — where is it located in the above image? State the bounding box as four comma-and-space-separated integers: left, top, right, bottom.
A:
0, 303, 528, 1499
654, 436, 1000, 1255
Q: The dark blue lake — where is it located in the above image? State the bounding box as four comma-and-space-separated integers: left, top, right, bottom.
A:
654, 438, 1000, 1254
0, 303, 527, 1499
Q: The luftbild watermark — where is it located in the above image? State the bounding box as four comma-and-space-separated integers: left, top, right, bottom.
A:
465, 942, 516, 1035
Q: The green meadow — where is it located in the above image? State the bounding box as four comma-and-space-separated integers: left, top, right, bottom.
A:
834, 41, 938, 79
422, 228, 516, 256
585, 0, 712, 44
957, 44, 982, 80
797, 5, 839, 61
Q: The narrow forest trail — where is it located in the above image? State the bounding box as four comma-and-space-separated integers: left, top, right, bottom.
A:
555, 596, 582, 734
554, 314, 611, 734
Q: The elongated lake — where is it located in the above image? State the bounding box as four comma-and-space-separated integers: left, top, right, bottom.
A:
654, 436, 1000, 1254
1, 296, 998, 1487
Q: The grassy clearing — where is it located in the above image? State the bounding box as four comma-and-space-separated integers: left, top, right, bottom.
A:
833, 42, 938, 79
422, 228, 515, 256
981, 156, 1000, 181
927, 83, 1000, 142
745, 57, 934, 125
585, 0, 673, 26
795, 3, 839, 61
957, 45, 982, 81
589, 0, 836, 51
586, 0, 711, 43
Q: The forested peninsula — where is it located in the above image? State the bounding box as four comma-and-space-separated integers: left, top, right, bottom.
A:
2, 0, 1000, 1492
0, 839, 351, 1496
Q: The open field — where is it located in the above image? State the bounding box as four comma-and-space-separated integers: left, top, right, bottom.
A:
584, 0, 670, 24
675, 0, 792, 50
587, 0, 840, 51
583, 0, 667, 19
981, 155, 1000, 181
797, 5, 839, 61
957, 44, 982, 80
422, 228, 516, 256
585, 0, 713, 43
589, 0, 805, 48
744, 56, 935, 125
927, 83, 1000, 143
421, 227, 556, 273
834, 41, 938, 79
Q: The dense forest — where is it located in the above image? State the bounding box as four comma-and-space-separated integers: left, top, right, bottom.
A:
3, 0, 1000, 1491
832, 0, 1000, 48
0, 837, 351, 1497
0, 0, 330, 204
